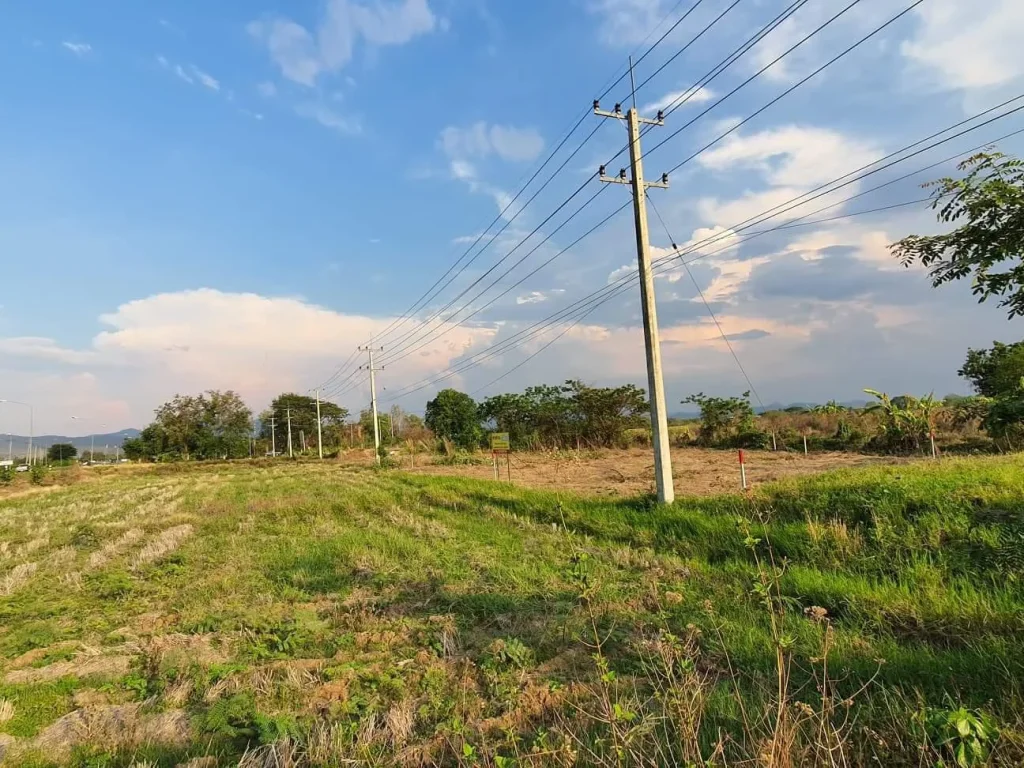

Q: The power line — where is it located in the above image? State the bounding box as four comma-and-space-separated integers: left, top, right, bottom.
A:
383, 108, 1024, 402
646, 192, 765, 409
656, 0, 927, 174
325, 0, 805, 394
313, 0, 709, 391
377, 1, 823, 371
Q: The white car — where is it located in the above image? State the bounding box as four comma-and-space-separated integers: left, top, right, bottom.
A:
15, 465, 29, 473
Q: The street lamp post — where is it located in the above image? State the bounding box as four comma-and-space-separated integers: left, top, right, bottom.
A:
0, 400, 33, 466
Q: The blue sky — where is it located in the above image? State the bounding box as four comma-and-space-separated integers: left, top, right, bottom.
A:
1, 0, 1022, 434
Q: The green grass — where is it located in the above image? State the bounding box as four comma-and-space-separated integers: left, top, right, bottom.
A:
0, 457, 1021, 765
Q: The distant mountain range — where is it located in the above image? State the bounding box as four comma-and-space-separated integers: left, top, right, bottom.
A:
0, 429, 141, 453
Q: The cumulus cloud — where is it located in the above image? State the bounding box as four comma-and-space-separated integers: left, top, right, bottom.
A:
901, 0, 1024, 97
248, 0, 436, 87
0, 289, 494, 433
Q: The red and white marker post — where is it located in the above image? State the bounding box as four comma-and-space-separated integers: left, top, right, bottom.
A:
738, 449, 748, 491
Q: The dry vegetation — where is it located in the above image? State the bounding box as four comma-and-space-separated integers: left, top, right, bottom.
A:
0, 457, 1020, 766
400, 447, 910, 497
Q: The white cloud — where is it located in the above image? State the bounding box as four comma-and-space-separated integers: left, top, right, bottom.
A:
294, 102, 361, 134
516, 289, 565, 305
488, 125, 546, 162
191, 66, 220, 91
437, 122, 544, 219
257, 81, 277, 98
156, 55, 170, 69
589, 0, 669, 46
641, 86, 714, 115
440, 122, 545, 163
61, 41, 92, 56
0, 289, 494, 433
0, 337, 96, 365
248, 0, 436, 87
699, 125, 882, 188
173, 64, 194, 85
901, 0, 1024, 91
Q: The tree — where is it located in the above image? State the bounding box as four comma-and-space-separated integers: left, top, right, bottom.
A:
260, 393, 348, 452
683, 391, 757, 446
425, 389, 481, 449
358, 409, 393, 446
890, 151, 1024, 317
562, 379, 648, 447
47, 443, 77, 462
959, 341, 1024, 397
144, 390, 253, 460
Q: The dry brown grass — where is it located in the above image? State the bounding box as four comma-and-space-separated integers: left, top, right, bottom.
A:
0, 562, 37, 596
396, 446, 911, 497
129, 524, 194, 570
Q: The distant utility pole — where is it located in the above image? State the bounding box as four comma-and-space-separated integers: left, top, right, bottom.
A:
594, 57, 675, 504
269, 417, 277, 457
285, 407, 294, 458
359, 345, 385, 466
315, 388, 324, 460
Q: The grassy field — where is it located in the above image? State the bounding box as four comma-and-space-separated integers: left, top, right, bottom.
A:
0, 458, 1022, 766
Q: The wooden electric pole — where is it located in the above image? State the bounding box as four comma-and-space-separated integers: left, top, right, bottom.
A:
594, 58, 675, 504
359, 346, 385, 465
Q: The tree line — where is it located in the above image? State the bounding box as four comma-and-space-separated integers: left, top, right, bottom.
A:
425, 380, 650, 450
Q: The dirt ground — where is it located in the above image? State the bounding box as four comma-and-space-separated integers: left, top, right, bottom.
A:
393, 447, 912, 497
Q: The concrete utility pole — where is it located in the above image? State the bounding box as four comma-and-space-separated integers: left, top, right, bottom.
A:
285, 407, 293, 458
359, 345, 385, 466
315, 388, 324, 460
269, 417, 277, 457
594, 58, 675, 504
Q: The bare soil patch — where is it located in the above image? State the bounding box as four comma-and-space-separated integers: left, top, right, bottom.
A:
400, 447, 912, 497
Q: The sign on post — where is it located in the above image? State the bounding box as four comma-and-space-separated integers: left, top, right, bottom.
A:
489, 433, 511, 482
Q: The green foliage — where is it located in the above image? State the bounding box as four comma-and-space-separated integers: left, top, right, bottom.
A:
922, 703, 997, 767
683, 391, 762, 447
29, 464, 46, 485
0, 466, 12, 485
811, 399, 848, 414
890, 151, 1024, 318
959, 340, 1024, 397
864, 388, 938, 453
480, 380, 649, 449
132, 390, 254, 461
425, 389, 482, 449
201, 692, 297, 744
261, 392, 348, 452
46, 443, 77, 462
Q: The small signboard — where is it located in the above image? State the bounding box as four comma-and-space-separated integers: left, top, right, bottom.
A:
0, 460, 12, 468
489, 432, 510, 453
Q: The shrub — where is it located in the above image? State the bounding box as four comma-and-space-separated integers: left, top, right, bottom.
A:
683, 391, 756, 446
